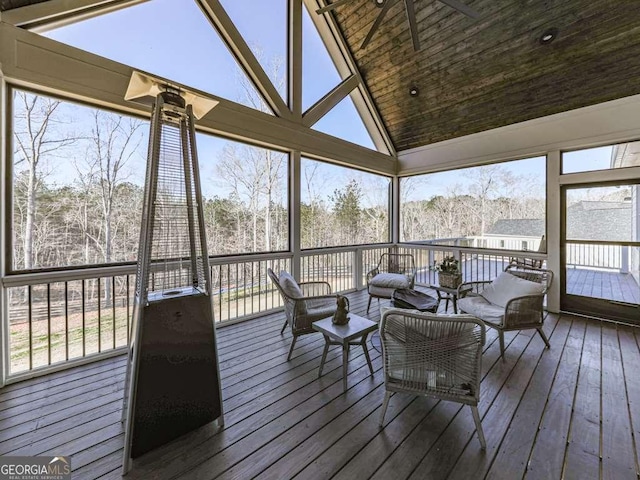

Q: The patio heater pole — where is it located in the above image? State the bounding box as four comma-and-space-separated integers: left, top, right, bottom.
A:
120, 72, 224, 475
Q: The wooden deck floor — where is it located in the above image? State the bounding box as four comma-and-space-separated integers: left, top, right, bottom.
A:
1, 289, 639, 480
567, 268, 640, 304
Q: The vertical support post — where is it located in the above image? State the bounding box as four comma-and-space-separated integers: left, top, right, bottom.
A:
547, 150, 561, 313
0, 68, 8, 387
290, 151, 302, 280
391, 175, 400, 245
354, 247, 363, 290
621, 246, 629, 274
289, 0, 302, 120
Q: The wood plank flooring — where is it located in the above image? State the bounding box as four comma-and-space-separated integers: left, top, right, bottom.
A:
1, 288, 639, 480
566, 268, 640, 304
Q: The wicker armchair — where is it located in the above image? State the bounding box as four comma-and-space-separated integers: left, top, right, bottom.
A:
509, 235, 546, 268
267, 268, 337, 360
366, 253, 416, 313
378, 309, 486, 449
457, 264, 553, 358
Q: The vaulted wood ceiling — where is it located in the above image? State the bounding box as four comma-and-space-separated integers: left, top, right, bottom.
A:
3, 0, 640, 153
327, 0, 640, 151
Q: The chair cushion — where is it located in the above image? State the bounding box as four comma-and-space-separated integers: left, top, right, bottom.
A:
369, 285, 397, 298
279, 270, 303, 298
480, 272, 544, 308
458, 296, 504, 325
369, 272, 411, 289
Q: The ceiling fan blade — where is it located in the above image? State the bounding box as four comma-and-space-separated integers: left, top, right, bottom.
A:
316, 0, 355, 15
360, 0, 394, 50
437, 0, 480, 19
403, 0, 421, 51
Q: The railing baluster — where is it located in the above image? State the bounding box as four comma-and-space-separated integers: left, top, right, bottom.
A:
47, 283, 51, 366
65, 281, 69, 361
28, 285, 33, 371
112, 276, 116, 350
82, 279, 86, 357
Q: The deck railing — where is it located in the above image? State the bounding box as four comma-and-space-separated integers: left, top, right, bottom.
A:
2, 242, 549, 379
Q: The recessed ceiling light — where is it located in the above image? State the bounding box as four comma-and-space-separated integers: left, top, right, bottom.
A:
374, 0, 385, 7
409, 86, 419, 97
539, 28, 558, 45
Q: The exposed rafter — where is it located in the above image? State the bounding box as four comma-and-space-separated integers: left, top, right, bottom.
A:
197, 0, 291, 119
302, 74, 359, 127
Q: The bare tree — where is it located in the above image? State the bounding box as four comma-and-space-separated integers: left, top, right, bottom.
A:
87, 110, 143, 264
13, 92, 78, 269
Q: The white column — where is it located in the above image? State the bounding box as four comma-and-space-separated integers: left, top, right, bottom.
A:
546, 151, 561, 313
0, 69, 8, 387
290, 151, 302, 280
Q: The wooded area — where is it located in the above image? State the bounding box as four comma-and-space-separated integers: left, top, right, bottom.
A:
10, 91, 392, 272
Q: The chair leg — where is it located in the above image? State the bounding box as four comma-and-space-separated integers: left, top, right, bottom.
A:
287, 334, 297, 361
537, 327, 551, 349
280, 318, 288, 335
470, 405, 486, 450
367, 295, 373, 313
379, 391, 392, 427
498, 330, 505, 359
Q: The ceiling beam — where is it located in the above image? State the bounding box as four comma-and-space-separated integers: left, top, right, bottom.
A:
303, 0, 396, 156
1, 0, 149, 31
302, 74, 358, 127
289, 0, 302, 119
0, 22, 395, 174
196, 0, 292, 120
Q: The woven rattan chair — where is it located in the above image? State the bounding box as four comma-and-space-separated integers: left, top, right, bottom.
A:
267, 268, 337, 360
366, 253, 416, 313
509, 235, 546, 268
457, 264, 553, 358
378, 309, 486, 449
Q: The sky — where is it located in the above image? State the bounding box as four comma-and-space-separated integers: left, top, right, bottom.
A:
38, 0, 383, 199
35, 0, 623, 203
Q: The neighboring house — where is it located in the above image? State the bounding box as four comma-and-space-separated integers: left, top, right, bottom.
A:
482, 199, 635, 274
612, 144, 640, 284
483, 219, 545, 251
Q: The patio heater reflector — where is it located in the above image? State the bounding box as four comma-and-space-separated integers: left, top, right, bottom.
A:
121, 72, 223, 474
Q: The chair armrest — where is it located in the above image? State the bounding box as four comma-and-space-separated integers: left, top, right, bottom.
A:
297, 293, 337, 313
299, 281, 332, 296
503, 294, 544, 328
457, 280, 491, 298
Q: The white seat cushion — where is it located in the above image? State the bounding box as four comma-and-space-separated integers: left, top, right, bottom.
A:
368, 285, 397, 298
369, 272, 411, 289
458, 296, 504, 325
480, 272, 544, 308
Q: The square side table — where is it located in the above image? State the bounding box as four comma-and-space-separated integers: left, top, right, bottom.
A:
312, 314, 377, 393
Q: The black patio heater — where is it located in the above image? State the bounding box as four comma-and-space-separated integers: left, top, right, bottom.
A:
121, 72, 223, 474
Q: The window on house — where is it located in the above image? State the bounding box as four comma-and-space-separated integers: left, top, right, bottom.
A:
399, 156, 546, 252
301, 158, 390, 248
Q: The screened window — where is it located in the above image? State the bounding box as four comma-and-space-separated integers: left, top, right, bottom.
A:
198, 135, 289, 255
301, 159, 390, 248
563, 141, 640, 174
11, 90, 148, 271
10, 90, 289, 271
400, 157, 546, 252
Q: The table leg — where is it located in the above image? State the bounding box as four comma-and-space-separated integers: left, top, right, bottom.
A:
453, 295, 458, 314
318, 335, 330, 377
360, 334, 374, 376
342, 342, 349, 393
